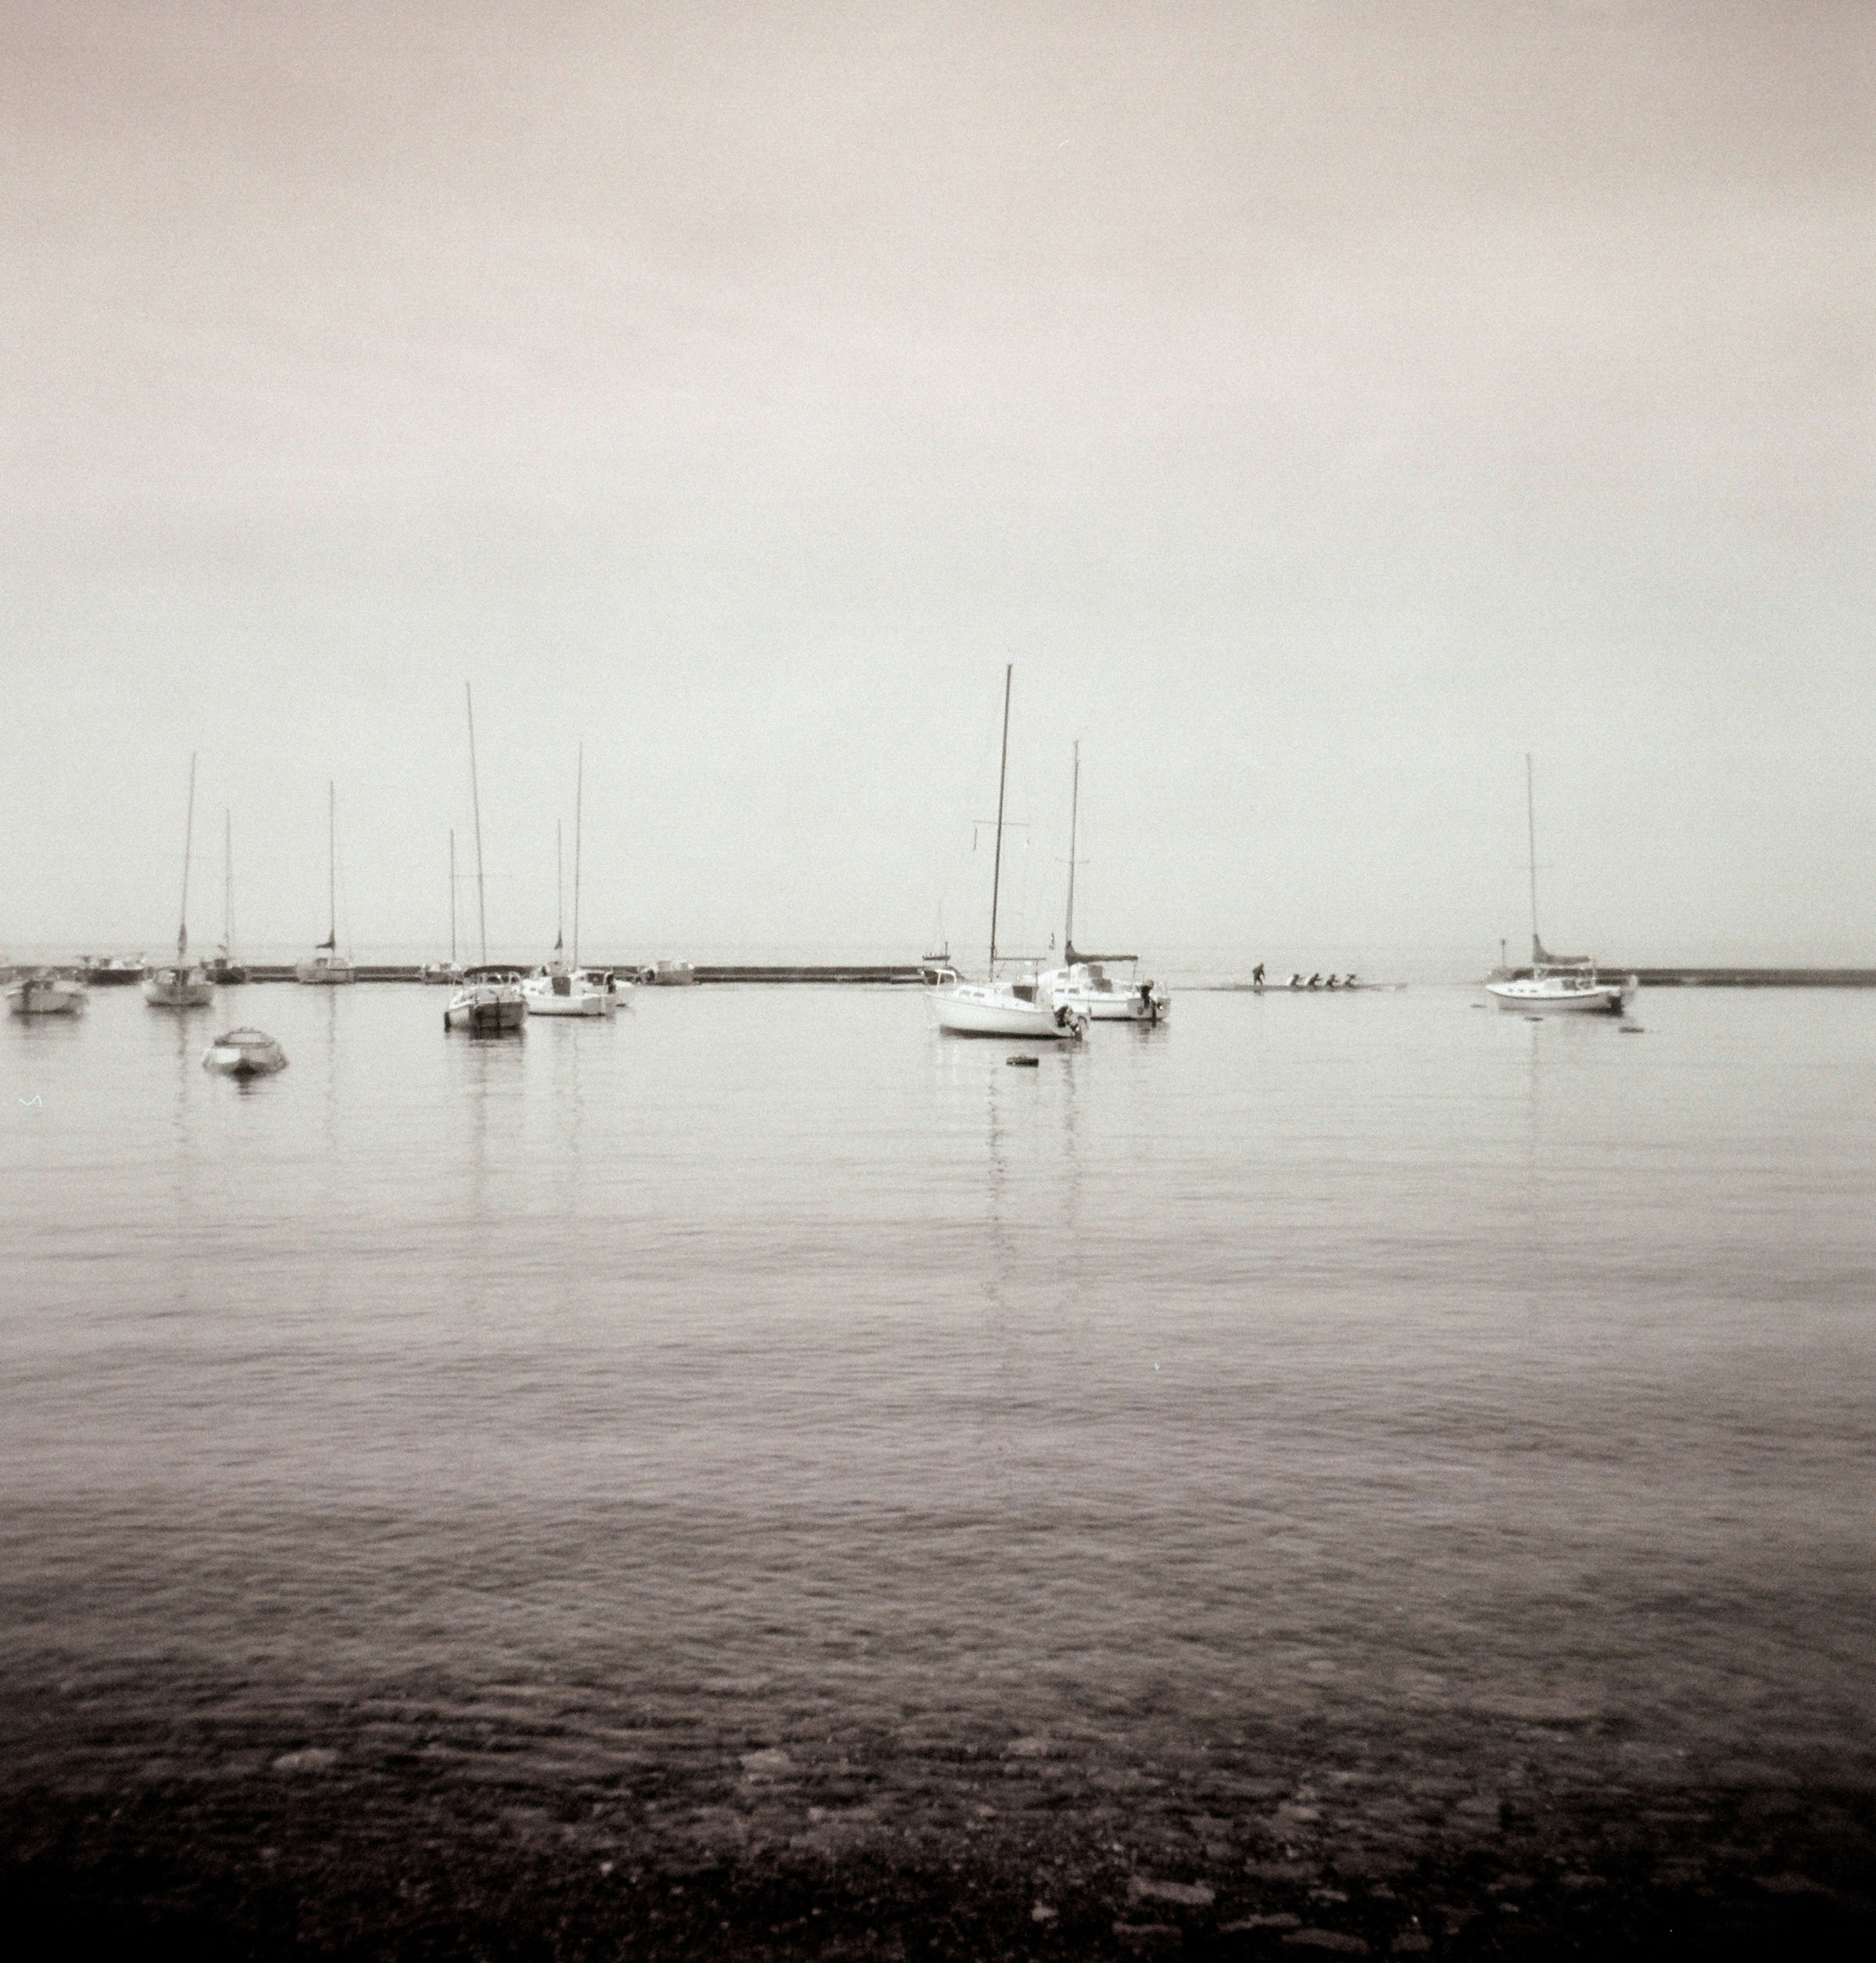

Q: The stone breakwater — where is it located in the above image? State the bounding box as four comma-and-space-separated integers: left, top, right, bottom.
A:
2, 1671, 1871, 1959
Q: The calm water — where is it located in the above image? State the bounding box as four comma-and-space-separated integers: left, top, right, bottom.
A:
4, 982, 1874, 1828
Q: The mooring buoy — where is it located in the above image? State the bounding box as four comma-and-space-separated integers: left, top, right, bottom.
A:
1007, 1055, 1040, 1068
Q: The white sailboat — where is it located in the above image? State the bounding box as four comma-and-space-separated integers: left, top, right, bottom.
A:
421, 831, 465, 984
204, 811, 248, 984
446, 684, 527, 1033
524, 749, 620, 1017
296, 783, 356, 983
1038, 742, 1169, 1023
143, 755, 217, 1008
1485, 755, 1637, 1015
928, 666, 1087, 1041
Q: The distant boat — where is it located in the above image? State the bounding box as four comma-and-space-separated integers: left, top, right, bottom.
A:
77, 954, 146, 985
1037, 743, 1169, 1024
1484, 756, 1636, 1016
6, 969, 87, 1016
143, 754, 216, 1008
421, 830, 464, 984
296, 783, 356, 984
928, 666, 1086, 1041
202, 1027, 288, 1076
446, 684, 525, 1033
204, 811, 248, 984
524, 751, 621, 1017
639, 959, 696, 987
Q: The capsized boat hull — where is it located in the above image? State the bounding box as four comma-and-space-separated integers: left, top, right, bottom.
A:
6, 977, 87, 1015
928, 985, 1085, 1039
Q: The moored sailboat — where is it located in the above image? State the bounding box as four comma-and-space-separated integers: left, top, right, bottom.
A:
928, 667, 1086, 1042
1037, 742, 1169, 1023
1484, 756, 1636, 1015
524, 749, 619, 1017
143, 755, 217, 1008
296, 783, 356, 984
204, 810, 248, 984
421, 830, 465, 984
446, 684, 526, 1033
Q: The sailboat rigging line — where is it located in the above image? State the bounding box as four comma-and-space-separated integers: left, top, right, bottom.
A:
1065, 740, 1080, 958
573, 744, 583, 970
467, 683, 489, 968
988, 664, 1012, 974
448, 829, 458, 968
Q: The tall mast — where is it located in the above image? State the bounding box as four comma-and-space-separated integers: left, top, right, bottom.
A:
467, 683, 489, 967
325, 780, 338, 951
1525, 751, 1541, 965
222, 809, 233, 959
1064, 739, 1080, 958
448, 829, 457, 966
177, 752, 198, 964
556, 819, 564, 955
572, 743, 583, 969
988, 663, 1012, 974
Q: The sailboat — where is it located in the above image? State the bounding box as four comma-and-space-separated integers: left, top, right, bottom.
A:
1038, 742, 1169, 1023
421, 831, 464, 984
524, 750, 618, 1016
143, 754, 217, 1008
446, 684, 527, 1033
295, 783, 356, 983
204, 811, 249, 984
1484, 755, 1636, 1015
928, 667, 1087, 1041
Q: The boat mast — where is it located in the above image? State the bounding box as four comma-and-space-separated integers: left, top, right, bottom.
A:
177, 752, 198, 964
467, 685, 489, 968
556, 819, 564, 957
222, 809, 233, 960
988, 663, 1012, 975
1525, 751, 1541, 965
448, 829, 457, 966
1064, 739, 1080, 960
325, 780, 338, 951
572, 743, 583, 970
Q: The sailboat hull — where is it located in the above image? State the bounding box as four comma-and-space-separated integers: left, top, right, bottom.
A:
142, 969, 215, 1008
928, 986, 1082, 1038
445, 985, 526, 1032
1486, 976, 1634, 1013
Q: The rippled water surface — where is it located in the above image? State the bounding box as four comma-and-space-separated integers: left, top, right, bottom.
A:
5, 982, 1874, 1822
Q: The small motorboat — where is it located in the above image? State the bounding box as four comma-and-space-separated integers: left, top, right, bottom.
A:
202, 1027, 288, 1076
6, 970, 88, 1016
77, 955, 146, 985
421, 961, 464, 986
639, 958, 697, 986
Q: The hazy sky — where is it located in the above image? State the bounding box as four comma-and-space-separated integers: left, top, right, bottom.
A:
4, 0, 1871, 967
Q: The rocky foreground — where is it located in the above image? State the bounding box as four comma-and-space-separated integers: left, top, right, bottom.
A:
2, 1681, 1872, 1958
